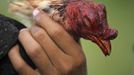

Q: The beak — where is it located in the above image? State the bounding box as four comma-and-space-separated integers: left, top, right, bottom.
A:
92, 36, 111, 56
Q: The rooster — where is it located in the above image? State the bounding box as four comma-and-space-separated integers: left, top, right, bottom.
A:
9, 0, 118, 56
0, 0, 118, 75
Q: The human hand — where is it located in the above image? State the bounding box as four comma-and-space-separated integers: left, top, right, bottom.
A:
8, 9, 87, 75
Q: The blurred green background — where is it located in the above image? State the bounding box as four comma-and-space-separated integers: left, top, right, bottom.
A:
0, 0, 134, 75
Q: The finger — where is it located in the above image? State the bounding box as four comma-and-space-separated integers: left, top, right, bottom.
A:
30, 25, 73, 70
19, 29, 56, 75
33, 9, 83, 57
30, 25, 66, 59
8, 45, 38, 75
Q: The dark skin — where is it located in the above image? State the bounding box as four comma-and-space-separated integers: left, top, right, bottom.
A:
8, 9, 87, 75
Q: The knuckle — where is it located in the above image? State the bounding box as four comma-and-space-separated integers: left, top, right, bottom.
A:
28, 45, 42, 58
58, 57, 86, 74
74, 53, 86, 67
62, 65, 73, 74
57, 55, 86, 74
59, 60, 74, 74
15, 62, 26, 71
32, 29, 45, 40
51, 27, 64, 38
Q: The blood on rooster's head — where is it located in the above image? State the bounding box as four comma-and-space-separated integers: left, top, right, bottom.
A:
64, 1, 118, 56
9, 0, 118, 56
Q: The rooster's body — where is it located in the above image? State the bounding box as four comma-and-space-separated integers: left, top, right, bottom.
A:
0, 14, 35, 75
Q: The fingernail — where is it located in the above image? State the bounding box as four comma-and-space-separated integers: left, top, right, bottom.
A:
33, 9, 40, 17
20, 28, 28, 33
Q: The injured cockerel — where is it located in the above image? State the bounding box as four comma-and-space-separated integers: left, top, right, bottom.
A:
9, 0, 118, 56
0, 0, 118, 75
